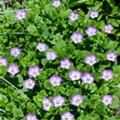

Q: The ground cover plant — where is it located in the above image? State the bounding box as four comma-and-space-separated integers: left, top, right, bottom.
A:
0, 0, 120, 119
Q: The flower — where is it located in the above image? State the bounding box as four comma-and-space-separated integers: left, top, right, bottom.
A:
15, 9, 27, 20
70, 94, 84, 106
28, 66, 40, 77
0, 57, 7, 66
52, 0, 61, 7
46, 51, 57, 60
42, 97, 53, 111
25, 114, 37, 120
69, 10, 79, 22
104, 23, 114, 34
7, 64, 19, 77
60, 58, 71, 69
52, 95, 65, 107
84, 54, 97, 66
23, 78, 36, 89
101, 95, 113, 106
49, 75, 62, 86
10, 47, 21, 57
70, 31, 83, 44
106, 51, 117, 62
61, 111, 74, 120
85, 26, 97, 36
68, 69, 81, 81
36, 43, 47, 52
101, 69, 113, 81
89, 10, 99, 18
81, 72, 94, 84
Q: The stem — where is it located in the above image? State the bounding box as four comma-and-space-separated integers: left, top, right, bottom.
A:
0, 32, 26, 35
0, 108, 6, 113
0, 8, 34, 14
0, 76, 30, 100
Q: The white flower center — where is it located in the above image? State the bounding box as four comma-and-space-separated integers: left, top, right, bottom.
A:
105, 98, 109, 103
75, 98, 80, 103
86, 77, 90, 81
28, 82, 32, 86
19, 12, 24, 17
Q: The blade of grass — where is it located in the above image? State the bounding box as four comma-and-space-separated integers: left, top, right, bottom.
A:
0, 76, 30, 100
69, 0, 89, 8
0, 108, 6, 113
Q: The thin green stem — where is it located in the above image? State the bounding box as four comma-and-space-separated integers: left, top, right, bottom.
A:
0, 108, 6, 113
0, 76, 30, 100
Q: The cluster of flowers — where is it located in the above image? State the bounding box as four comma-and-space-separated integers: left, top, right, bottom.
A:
42, 94, 113, 119
0, 0, 117, 120
25, 94, 113, 120
14, 0, 113, 35
0, 42, 116, 120
0, 44, 117, 87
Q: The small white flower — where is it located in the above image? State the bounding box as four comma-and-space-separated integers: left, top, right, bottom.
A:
106, 51, 117, 62
52, 0, 61, 7
36, 43, 47, 52
52, 95, 65, 107
101, 69, 113, 81
89, 10, 99, 18
46, 51, 57, 60
68, 69, 81, 81
42, 97, 53, 111
84, 55, 97, 66
69, 10, 79, 22
101, 95, 113, 106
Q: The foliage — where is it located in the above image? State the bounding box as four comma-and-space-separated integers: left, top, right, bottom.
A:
0, 0, 120, 119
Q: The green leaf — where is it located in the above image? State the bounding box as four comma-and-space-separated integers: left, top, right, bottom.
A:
27, 102, 36, 113
44, 80, 50, 90
110, 95, 119, 109
113, 65, 120, 74
0, 66, 7, 76
27, 24, 37, 35
41, 59, 47, 66
16, 74, 23, 87
13, 108, 23, 117
6, 103, 16, 112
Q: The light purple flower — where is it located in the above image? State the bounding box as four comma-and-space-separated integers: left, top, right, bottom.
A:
10, 47, 21, 57
61, 111, 74, 120
24, 78, 36, 89
49, 75, 62, 86
52, 0, 61, 7
68, 69, 81, 81
26, 114, 37, 120
60, 58, 71, 69
69, 10, 79, 22
106, 51, 117, 62
52, 95, 65, 107
28, 66, 40, 77
36, 43, 47, 52
85, 26, 97, 36
15, 9, 27, 20
104, 23, 114, 34
46, 51, 57, 60
0, 57, 7, 66
101, 95, 113, 106
70, 31, 83, 44
81, 72, 94, 84
70, 94, 84, 106
101, 69, 113, 81
7, 64, 19, 77
84, 54, 98, 66
42, 97, 53, 111
89, 10, 99, 18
